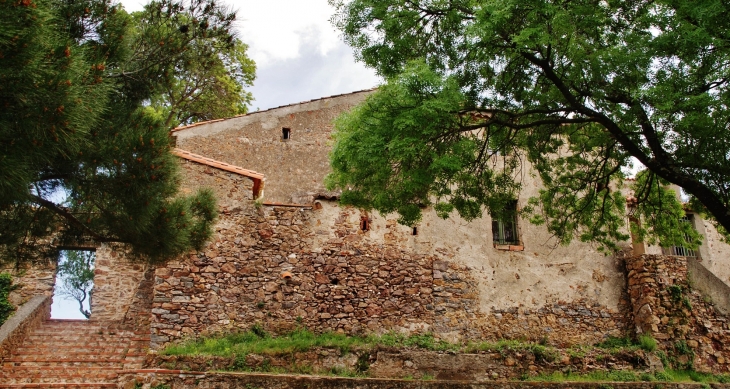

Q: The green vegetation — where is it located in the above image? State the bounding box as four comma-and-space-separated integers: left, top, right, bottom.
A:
0, 273, 17, 326
638, 334, 658, 352
532, 369, 730, 383
160, 328, 730, 383
0, 0, 258, 264
162, 328, 458, 357
594, 335, 656, 353
327, 0, 730, 247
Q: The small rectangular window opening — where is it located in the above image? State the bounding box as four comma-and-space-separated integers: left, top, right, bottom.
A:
360, 217, 369, 231
282, 127, 291, 140
412, 227, 418, 235
492, 200, 519, 246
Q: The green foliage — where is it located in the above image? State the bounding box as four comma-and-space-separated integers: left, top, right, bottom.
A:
56, 250, 95, 318
595, 336, 634, 350
656, 350, 670, 368
162, 329, 461, 358
0, 273, 18, 326
0, 0, 253, 264
146, 30, 256, 128
630, 172, 702, 249
638, 334, 657, 352
329, 0, 730, 244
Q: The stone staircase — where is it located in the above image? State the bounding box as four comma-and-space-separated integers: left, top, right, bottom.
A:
0, 319, 149, 388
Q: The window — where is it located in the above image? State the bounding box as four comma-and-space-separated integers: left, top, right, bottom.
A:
492, 200, 519, 246
662, 214, 699, 258
360, 216, 370, 231
282, 127, 291, 140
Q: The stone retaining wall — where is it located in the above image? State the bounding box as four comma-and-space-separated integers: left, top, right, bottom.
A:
150, 200, 628, 348
0, 295, 50, 363
626, 254, 730, 373
120, 371, 729, 389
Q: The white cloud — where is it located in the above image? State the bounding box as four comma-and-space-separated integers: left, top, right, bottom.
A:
248, 28, 380, 110
231, 0, 341, 66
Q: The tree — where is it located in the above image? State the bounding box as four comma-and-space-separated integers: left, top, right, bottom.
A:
0, 273, 17, 326
149, 37, 256, 128
0, 0, 253, 264
327, 0, 729, 248
56, 251, 95, 319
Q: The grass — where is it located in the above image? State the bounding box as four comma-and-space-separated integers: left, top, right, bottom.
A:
162, 327, 458, 358
531, 369, 730, 383
160, 329, 730, 383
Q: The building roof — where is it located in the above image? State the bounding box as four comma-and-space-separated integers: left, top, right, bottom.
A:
172, 148, 265, 198
170, 88, 377, 133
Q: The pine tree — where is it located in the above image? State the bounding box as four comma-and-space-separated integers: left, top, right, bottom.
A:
0, 0, 251, 263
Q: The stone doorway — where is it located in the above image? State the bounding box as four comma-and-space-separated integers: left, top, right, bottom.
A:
50, 249, 95, 319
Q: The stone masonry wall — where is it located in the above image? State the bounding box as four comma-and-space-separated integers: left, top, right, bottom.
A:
150, 195, 629, 349
91, 244, 148, 322
626, 254, 730, 373
0, 258, 56, 307
174, 90, 373, 203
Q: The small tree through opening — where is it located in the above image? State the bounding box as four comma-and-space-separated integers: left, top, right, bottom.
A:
51, 250, 95, 319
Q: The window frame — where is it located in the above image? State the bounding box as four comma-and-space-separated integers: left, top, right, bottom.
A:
662, 214, 700, 258
491, 200, 521, 248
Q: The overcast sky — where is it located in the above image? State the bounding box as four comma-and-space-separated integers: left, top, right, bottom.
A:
121, 0, 381, 111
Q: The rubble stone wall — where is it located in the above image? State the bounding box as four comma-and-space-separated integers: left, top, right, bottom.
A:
91, 244, 148, 322
174, 90, 373, 203
626, 254, 730, 373
149, 194, 629, 348
1, 258, 56, 307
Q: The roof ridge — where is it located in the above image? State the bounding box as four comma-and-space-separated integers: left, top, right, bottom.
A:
170, 88, 377, 133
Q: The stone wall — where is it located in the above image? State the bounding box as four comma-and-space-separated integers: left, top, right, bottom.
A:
120, 371, 728, 389
626, 254, 730, 373
0, 258, 56, 307
0, 296, 50, 363
91, 244, 148, 322
174, 90, 373, 203
150, 196, 629, 348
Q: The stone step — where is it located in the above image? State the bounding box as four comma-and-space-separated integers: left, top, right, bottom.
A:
0, 384, 117, 389
26, 332, 137, 338
1, 320, 148, 385
3, 361, 124, 368
0, 367, 119, 384
5, 356, 147, 367
19, 341, 147, 350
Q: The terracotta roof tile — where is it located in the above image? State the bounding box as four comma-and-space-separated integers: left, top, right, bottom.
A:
172, 148, 265, 181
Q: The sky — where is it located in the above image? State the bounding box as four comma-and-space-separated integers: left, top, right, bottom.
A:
121, 0, 381, 111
